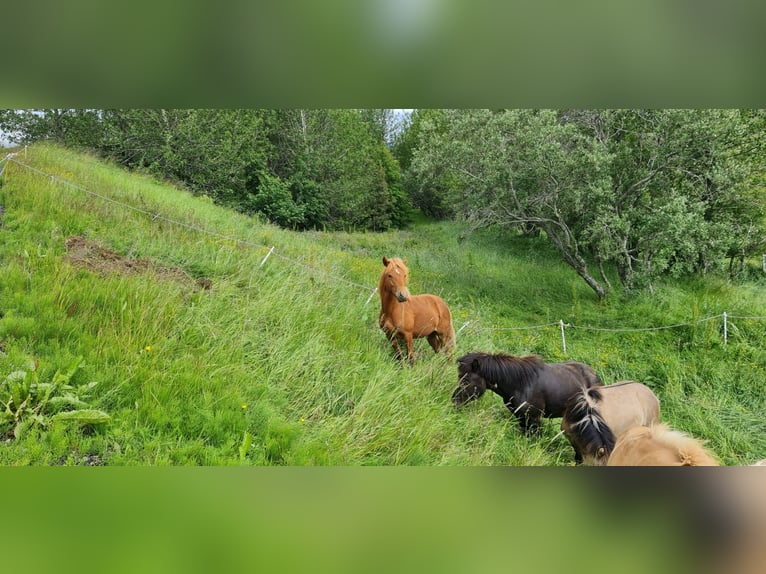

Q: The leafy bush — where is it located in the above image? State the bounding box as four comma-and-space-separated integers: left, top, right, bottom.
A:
0, 356, 110, 439
246, 172, 304, 228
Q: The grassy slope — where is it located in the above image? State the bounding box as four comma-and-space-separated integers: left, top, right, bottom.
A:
1, 143, 765, 465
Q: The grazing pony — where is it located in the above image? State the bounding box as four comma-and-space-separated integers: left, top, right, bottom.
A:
378, 257, 455, 365
561, 381, 660, 465
607, 423, 720, 466
452, 352, 602, 435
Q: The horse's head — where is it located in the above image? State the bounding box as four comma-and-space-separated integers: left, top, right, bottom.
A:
563, 427, 611, 466
381, 257, 411, 302
452, 356, 488, 406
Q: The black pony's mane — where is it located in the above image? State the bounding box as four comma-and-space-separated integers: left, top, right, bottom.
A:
458, 352, 544, 390
564, 387, 616, 454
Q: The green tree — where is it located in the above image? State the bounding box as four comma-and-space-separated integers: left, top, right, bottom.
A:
410, 109, 766, 298
3, 108, 415, 231
412, 109, 613, 299
266, 109, 410, 230
395, 109, 453, 219
100, 109, 273, 208
0, 109, 103, 148
566, 109, 766, 290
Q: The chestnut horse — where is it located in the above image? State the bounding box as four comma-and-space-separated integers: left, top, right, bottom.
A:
378, 257, 455, 365
561, 381, 660, 465
607, 423, 720, 466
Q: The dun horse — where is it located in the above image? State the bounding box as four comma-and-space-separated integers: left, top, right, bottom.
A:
452, 352, 602, 435
561, 381, 660, 465
378, 257, 455, 365
607, 423, 720, 466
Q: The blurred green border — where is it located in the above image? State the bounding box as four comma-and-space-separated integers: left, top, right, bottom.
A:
1, 1, 764, 107
1, 2, 762, 570
0, 467, 731, 574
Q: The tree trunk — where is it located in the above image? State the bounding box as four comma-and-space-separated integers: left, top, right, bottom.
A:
543, 223, 608, 300
569, 256, 607, 300
596, 256, 613, 292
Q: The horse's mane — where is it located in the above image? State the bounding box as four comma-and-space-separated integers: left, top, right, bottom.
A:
564, 387, 616, 454
382, 258, 406, 275
458, 352, 544, 390
645, 423, 720, 466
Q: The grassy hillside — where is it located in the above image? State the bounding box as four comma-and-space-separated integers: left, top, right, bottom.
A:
1, 143, 765, 465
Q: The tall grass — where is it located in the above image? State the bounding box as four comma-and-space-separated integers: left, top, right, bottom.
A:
0, 143, 764, 465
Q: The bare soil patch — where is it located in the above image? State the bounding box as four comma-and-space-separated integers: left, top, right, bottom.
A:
64, 236, 211, 290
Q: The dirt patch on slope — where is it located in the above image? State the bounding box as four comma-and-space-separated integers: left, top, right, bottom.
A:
65, 236, 211, 290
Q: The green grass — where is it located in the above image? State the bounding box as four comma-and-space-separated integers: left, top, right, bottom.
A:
1, 143, 765, 465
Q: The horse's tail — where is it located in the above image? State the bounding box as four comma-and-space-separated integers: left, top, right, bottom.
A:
444, 320, 456, 350
437, 297, 456, 352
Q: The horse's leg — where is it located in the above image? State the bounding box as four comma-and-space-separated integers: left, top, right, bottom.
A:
427, 332, 442, 354
526, 418, 543, 436
381, 319, 403, 362
404, 332, 415, 365
388, 333, 404, 362
433, 330, 454, 361
518, 409, 543, 436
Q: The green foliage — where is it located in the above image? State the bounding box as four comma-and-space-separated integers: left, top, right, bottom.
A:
407, 109, 766, 298
0, 356, 110, 439
1, 108, 412, 232
396, 109, 453, 218
238, 431, 252, 462
245, 172, 304, 228
568, 109, 766, 290
266, 109, 409, 231
0, 143, 764, 466
98, 109, 273, 206
410, 109, 613, 298
0, 109, 103, 148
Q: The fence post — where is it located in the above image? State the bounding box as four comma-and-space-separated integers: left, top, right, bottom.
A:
762, 254, 765, 273
559, 319, 567, 354
723, 312, 728, 345
259, 246, 275, 267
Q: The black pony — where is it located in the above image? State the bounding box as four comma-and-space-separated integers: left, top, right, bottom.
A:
452, 352, 602, 435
